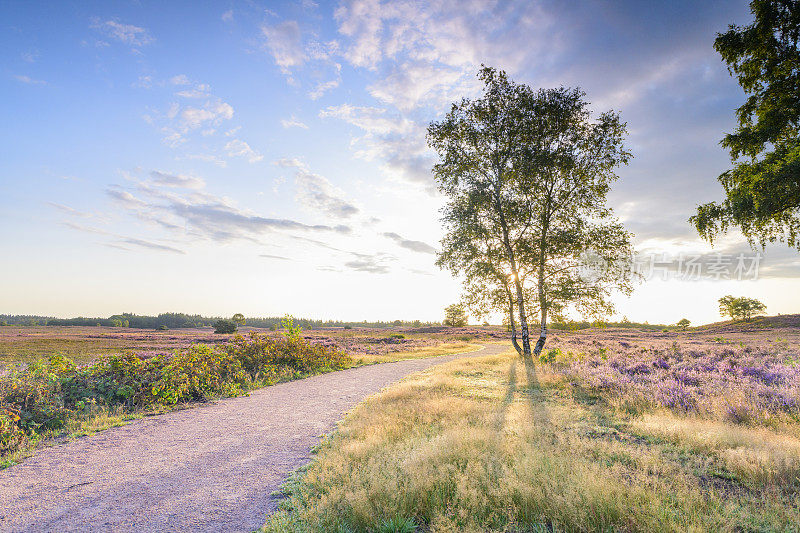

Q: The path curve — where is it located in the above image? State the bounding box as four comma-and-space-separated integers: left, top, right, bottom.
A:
0, 344, 508, 532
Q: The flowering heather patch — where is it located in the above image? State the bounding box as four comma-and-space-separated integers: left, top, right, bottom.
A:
544, 330, 800, 424
0, 333, 350, 457
0, 326, 459, 366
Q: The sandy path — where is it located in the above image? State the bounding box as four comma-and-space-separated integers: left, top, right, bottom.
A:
0, 344, 507, 532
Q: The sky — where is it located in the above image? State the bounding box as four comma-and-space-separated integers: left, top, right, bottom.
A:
1, 0, 799, 325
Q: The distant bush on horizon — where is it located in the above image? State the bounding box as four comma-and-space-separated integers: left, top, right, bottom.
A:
0, 313, 441, 330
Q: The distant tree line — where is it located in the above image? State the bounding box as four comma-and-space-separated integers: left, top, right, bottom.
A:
0, 313, 441, 330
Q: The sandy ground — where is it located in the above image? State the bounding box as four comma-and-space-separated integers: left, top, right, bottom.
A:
0, 344, 507, 532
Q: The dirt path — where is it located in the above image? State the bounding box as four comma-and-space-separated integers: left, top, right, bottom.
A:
0, 344, 508, 532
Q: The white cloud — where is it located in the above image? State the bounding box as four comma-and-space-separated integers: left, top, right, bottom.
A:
13, 74, 46, 85
180, 100, 234, 130
382, 232, 436, 254
319, 104, 412, 135
273, 158, 359, 219
281, 116, 309, 129
150, 170, 206, 189
221, 10, 234, 22
261, 20, 306, 73
90, 19, 154, 47
170, 74, 191, 86
319, 105, 433, 187
225, 139, 264, 163
309, 78, 341, 100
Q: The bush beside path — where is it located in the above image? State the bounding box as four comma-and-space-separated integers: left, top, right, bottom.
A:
0, 344, 504, 532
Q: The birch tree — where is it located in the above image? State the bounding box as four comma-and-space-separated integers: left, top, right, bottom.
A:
429, 67, 636, 357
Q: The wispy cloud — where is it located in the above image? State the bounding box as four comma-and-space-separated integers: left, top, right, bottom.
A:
261, 20, 305, 74
150, 170, 205, 189
225, 139, 263, 163
382, 232, 436, 254
106, 170, 353, 244
274, 158, 359, 219
343, 252, 394, 274
90, 18, 154, 47
281, 115, 309, 129
13, 74, 46, 85
121, 238, 185, 254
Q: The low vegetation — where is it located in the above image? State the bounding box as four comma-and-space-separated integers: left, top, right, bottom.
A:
0, 332, 350, 460
264, 333, 800, 532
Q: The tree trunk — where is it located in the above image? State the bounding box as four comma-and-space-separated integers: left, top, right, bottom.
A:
507, 296, 523, 356
532, 245, 548, 357
532, 307, 547, 356
513, 278, 532, 357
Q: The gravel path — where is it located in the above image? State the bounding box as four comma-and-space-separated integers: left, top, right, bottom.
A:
0, 344, 508, 532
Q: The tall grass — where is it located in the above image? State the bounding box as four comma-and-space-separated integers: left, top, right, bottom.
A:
264, 349, 800, 532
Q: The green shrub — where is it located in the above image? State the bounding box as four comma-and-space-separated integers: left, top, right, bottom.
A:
539, 348, 561, 364
389, 333, 405, 339
214, 319, 237, 334
0, 333, 351, 457
156, 325, 168, 331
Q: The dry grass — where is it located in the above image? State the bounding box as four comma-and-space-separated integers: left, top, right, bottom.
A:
263, 349, 800, 532
353, 342, 482, 365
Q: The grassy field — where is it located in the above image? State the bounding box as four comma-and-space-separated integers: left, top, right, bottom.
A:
0, 325, 490, 367
0, 327, 479, 467
264, 326, 800, 532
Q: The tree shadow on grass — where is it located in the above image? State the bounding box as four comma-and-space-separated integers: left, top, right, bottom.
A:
496, 351, 551, 431
520, 353, 551, 427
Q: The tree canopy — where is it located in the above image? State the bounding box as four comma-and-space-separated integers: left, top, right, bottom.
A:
429, 67, 635, 357
443, 304, 468, 327
692, 0, 800, 250
718, 295, 767, 321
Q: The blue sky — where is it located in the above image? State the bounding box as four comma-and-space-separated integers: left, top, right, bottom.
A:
1, 0, 798, 324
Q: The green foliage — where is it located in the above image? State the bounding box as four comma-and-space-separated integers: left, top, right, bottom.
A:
443, 304, 467, 327
429, 66, 635, 356
692, 0, 800, 249
377, 515, 418, 533
677, 318, 691, 330
156, 325, 168, 331
232, 313, 246, 326
281, 315, 303, 342
719, 295, 767, 321
0, 333, 350, 456
214, 319, 237, 334
540, 348, 561, 364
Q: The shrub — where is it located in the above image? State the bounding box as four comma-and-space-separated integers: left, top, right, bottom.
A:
540, 348, 561, 364
0, 333, 351, 457
156, 325, 168, 331
214, 319, 237, 334
389, 333, 405, 339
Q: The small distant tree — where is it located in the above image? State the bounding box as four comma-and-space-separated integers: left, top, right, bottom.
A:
0, 320, 7, 326
232, 313, 246, 326
677, 318, 691, 330
281, 314, 303, 341
214, 319, 237, 334
443, 304, 468, 327
719, 295, 767, 321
